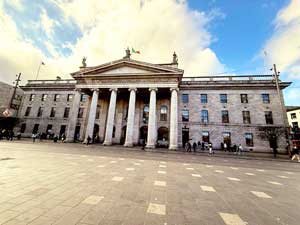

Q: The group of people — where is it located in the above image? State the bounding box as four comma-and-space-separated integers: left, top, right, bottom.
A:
185, 140, 244, 155
0, 129, 21, 141
31, 133, 66, 143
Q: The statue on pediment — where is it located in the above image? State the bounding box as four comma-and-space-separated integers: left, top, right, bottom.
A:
173, 52, 178, 64
123, 47, 131, 59
82, 57, 87, 67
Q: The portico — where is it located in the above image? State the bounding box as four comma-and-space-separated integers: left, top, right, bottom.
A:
66, 54, 183, 149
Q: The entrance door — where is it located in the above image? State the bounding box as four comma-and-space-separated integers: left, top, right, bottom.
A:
182, 128, 189, 147
74, 126, 81, 141
59, 125, 66, 138
120, 126, 126, 144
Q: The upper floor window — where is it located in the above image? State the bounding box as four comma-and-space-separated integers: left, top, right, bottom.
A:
220, 94, 227, 103
262, 94, 270, 104
245, 133, 254, 147
64, 107, 70, 118
142, 105, 149, 123
182, 109, 189, 122
201, 110, 209, 123
240, 94, 248, 103
291, 113, 297, 119
242, 111, 251, 124
265, 111, 273, 124
201, 94, 208, 104
54, 94, 60, 102
67, 94, 73, 102
41, 94, 48, 102
292, 122, 299, 129
160, 105, 167, 121
78, 107, 84, 118
37, 107, 44, 117
182, 94, 189, 104
221, 110, 229, 123
25, 107, 31, 117
50, 107, 56, 117
80, 94, 87, 102
29, 94, 35, 101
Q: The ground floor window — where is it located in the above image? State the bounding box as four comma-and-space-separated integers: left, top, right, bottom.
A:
32, 124, 39, 134
245, 133, 254, 147
20, 123, 26, 133
223, 132, 231, 145
202, 131, 209, 142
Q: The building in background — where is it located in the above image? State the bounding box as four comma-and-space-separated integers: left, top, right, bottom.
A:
15, 51, 291, 152
286, 106, 300, 140
0, 81, 23, 130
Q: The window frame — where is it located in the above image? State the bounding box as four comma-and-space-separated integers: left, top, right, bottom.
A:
200, 94, 208, 104
182, 94, 189, 104
242, 110, 251, 124
261, 93, 270, 104
182, 109, 189, 122
220, 94, 227, 103
41, 94, 48, 102
245, 133, 254, 147
201, 110, 209, 123
160, 105, 168, 121
265, 111, 273, 124
240, 94, 248, 103
221, 110, 229, 123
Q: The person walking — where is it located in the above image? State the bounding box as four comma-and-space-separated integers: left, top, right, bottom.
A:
32, 133, 36, 143
86, 136, 91, 145
224, 142, 227, 152
208, 142, 213, 155
193, 142, 197, 152
238, 144, 243, 155
291, 144, 300, 162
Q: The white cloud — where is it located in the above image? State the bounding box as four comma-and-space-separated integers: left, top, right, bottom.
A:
4, 0, 23, 11
0, 0, 225, 86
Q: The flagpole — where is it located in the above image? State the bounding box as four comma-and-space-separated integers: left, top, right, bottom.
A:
35, 62, 42, 81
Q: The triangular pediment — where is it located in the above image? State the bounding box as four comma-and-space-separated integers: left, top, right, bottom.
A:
71, 58, 183, 77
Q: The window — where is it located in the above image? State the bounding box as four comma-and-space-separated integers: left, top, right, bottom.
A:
42, 94, 48, 101
80, 94, 87, 102
54, 94, 60, 101
201, 110, 209, 123
240, 94, 248, 103
242, 111, 251, 124
245, 133, 254, 147
142, 105, 149, 123
262, 94, 270, 103
29, 94, 35, 101
220, 94, 227, 103
112, 126, 116, 138
223, 132, 231, 145
160, 106, 167, 121
64, 107, 70, 118
201, 94, 207, 103
292, 122, 299, 131
78, 107, 84, 118
265, 111, 273, 124
32, 124, 39, 134
25, 107, 31, 116
182, 109, 189, 122
182, 94, 189, 103
37, 107, 44, 117
20, 123, 26, 133
202, 131, 209, 142
96, 105, 101, 119
221, 110, 229, 123
50, 107, 56, 117
67, 94, 73, 102
291, 113, 297, 119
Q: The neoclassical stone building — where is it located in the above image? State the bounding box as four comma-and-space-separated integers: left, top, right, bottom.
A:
17, 52, 291, 152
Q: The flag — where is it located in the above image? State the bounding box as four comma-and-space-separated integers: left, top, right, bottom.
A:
41, 61, 45, 65
131, 48, 140, 54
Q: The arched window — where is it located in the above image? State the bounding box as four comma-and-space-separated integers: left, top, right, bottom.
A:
142, 105, 149, 123
160, 105, 167, 121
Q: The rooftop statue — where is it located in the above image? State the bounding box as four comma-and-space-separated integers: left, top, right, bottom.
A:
173, 52, 178, 64
82, 57, 87, 67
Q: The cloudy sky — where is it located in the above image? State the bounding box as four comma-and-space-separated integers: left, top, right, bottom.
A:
0, 0, 299, 105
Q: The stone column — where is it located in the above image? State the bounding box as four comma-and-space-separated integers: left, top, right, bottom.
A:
84, 89, 99, 143
146, 88, 158, 148
169, 88, 179, 150
66, 88, 81, 142
103, 88, 118, 145
124, 88, 137, 147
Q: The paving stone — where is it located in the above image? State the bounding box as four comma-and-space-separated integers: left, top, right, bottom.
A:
147, 203, 166, 215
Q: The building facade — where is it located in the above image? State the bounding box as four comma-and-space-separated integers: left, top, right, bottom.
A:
16, 53, 291, 152
286, 106, 300, 139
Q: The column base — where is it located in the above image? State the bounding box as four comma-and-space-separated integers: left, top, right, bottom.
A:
169, 145, 177, 150
124, 142, 133, 147
103, 141, 112, 146
146, 144, 155, 149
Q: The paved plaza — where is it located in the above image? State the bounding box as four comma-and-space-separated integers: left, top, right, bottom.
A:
0, 141, 299, 225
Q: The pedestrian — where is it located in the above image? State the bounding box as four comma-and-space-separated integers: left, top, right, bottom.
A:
201, 142, 205, 151
32, 133, 36, 143
224, 142, 227, 152
141, 139, 146, 150
9, 130, 14, 141
270, 140, 278, 158
193, 142, 197, 152
61, 133, 66, 142
291, 144, 300, 162
86, 136, 91, 145
198, 140, 201, 148
238, 144, 243, 155
208, 142, 214, 154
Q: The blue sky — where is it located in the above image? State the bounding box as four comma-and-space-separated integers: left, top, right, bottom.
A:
0, 0, 299, 105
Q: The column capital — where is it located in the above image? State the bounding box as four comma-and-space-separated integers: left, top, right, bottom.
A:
170, 87, 179, 92
128, 88, 137, 92
91, 88, 100, 92
149, 87, 158, 92
109, 88, 118, 92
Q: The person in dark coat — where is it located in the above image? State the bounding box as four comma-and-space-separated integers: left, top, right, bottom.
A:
86, 136, 91, 145
193, 142, 197, 152
291, 144, 300, 162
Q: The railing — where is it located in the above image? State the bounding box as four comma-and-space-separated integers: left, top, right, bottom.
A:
27, 79, 77, 85
181, 74, 275, 82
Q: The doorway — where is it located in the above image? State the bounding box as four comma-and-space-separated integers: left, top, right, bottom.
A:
120, 126, 127, 144
182, 127, 189, 147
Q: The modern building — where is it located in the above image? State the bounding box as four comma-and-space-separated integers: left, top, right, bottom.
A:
286, 106, 300, 139
16, 51, 291, 152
